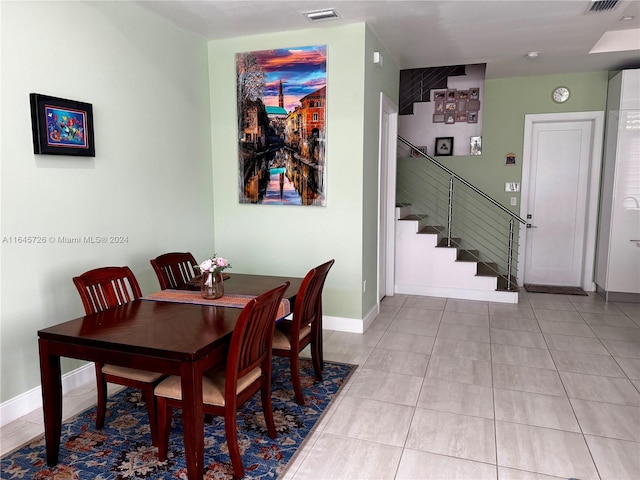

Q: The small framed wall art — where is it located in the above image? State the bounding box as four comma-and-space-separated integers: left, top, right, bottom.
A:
435, 137, 454, 156
470, 136, 482, 155
30, 93, 95, 156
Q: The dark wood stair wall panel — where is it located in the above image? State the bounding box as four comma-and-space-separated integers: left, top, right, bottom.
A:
399, 65, 467, 115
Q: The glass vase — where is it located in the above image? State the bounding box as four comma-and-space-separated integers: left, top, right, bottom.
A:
201, 271, 224, 299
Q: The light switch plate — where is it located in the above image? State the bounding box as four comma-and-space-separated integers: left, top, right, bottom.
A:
505, 182, 520, 192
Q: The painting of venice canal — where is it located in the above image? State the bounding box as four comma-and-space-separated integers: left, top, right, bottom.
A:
236, 45, 327, 206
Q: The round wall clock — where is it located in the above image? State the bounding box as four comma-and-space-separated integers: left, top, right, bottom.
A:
552, 86, 570, 103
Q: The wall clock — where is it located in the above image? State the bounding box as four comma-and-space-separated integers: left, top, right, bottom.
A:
552, 86, 570, 103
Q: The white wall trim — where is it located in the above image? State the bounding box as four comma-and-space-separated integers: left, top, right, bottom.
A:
378, 92, 399, 301
396, 283, 518, 304
0, 363, 95, 428
362, 303, 380, 332
322, 312, 370, 333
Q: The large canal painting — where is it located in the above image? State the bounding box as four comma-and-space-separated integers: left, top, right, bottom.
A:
236, 45, 327, 206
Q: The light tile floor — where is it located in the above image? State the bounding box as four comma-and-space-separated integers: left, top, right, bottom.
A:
283, 292, 640, 480
2, 292, 639, 480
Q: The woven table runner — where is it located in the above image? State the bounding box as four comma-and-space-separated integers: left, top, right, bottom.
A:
142, 289, 291, 319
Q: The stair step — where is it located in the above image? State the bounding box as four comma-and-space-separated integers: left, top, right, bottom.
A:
476, 262, 499, 277
437, 237, 461, 248
497, 275, 519, 292
399, 214, 427, 221
457, 249, 479, 262
418, 225, 444, 235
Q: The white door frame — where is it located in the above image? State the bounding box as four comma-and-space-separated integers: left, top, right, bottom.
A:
519, 111, 604, 290
378, 92, 399, 300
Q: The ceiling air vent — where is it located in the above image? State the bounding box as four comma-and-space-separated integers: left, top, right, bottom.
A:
586, 0, 619, 13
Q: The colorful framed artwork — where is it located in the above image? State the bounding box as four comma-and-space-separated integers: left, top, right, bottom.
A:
470, 136, 482, 155
435, 137, 454, 156
445, 102, 457, 111
434, 101, 444, 113
457, 90, 469, 100
446, 89, 457, 101
469, 88, 480, 100
468, 111, 478, 123
456, 112, 468, 122
445, 112, 456, 124
29, 93, 95, 156
236, 45, 327, 206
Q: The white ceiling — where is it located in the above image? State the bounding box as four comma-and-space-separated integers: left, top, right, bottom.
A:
136, 0, 640, 78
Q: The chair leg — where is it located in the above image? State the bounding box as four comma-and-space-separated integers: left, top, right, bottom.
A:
310, 336, 323, 382
94, 363, 108, 430
156, 399, 171, 461
141, 386, 158, 446
318, 314, 325, 371
260, 377, 276, 438
290, 353, 304, 405
225, 409, 244, 479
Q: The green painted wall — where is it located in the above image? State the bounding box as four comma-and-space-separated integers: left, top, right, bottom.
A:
208, 23, 399, 322
431, 72, 609, 211
1, 1, 212, 402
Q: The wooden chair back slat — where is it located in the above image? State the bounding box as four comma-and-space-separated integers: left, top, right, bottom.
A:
227, 282, 289, 386
150, 252, 198, 290
292, 259, 335, 333
73, 266, 142, 315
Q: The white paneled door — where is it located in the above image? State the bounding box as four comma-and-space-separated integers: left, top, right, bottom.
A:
521, 112, 604, 289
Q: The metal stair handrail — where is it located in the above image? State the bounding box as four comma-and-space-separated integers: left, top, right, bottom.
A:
398, 136, 526, 290
399, 137, 526, 225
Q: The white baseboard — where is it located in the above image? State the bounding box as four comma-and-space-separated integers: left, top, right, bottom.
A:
362, 303, 380, 332
396, 283, 519, 304
0, 363, 95, 428
323, 314, 366, 333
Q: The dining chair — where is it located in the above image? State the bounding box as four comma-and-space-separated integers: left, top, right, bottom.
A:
72, 266, 165, 445
154, 281, 289, 479
150, 252, 198, 290
272, 259, 335, 405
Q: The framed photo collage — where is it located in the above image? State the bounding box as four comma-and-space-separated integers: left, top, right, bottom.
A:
432, 88, 480, 125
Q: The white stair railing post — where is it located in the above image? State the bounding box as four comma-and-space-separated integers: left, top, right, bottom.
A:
507, 217, 515, 290
447, 175, 454, 247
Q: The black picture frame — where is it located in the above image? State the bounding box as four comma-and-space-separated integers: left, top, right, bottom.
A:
30, 93, 95, 156
435, 137, 454, 156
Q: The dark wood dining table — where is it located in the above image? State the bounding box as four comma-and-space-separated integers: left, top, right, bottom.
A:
38, 273, 302, 480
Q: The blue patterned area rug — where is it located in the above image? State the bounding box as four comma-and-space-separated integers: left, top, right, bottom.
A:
1, 358, 356, 479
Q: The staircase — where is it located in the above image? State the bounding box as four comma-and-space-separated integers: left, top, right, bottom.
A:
395, 205, 518, 303
395, 137, 525, 304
